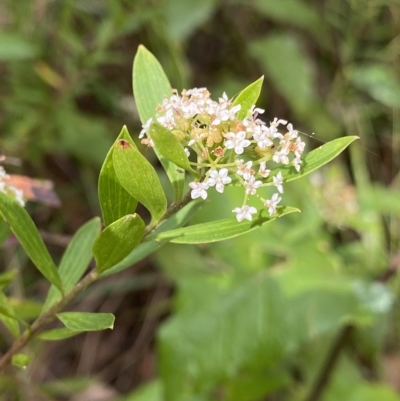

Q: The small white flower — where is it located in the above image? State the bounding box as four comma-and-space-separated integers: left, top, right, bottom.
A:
286, 123, 298, 139
206, 168, 232, 193
264, 193, 281, 215
236, 160, 254, 181
184, 147, 190, 157
293, 155, 302, 172
271, 117, 287, 127
224, 131, 251, 155
189, 181, 209, 200
258, 162, 270, 178
244, 176, 263, 195
272, 148, 290, 164
232, 205, 257, 222
139, 118, 153, 138
273, 172, 284, 193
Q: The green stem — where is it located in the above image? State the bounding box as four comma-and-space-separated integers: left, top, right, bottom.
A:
0, 187, 199, 371
0, 269, 99, 372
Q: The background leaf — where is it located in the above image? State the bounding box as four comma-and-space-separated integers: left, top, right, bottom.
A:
0, 192, 63, 292
42, 217, 101, 312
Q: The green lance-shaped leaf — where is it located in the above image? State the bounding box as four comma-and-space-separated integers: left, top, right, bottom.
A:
152, 206, 299, 244
133, 45, 184, 201
149, 123, 195, 174
98, 131, 138, 227
0, 192, 63, 292
12, 354, 31, 369
133, 45, 172, 124
0, 291, 19, 338
42, 217, 101, 312
113, 126, 167, 225
265, 136, 358, 184
93, 213, 145, 273
56, 312, 115, 331
232, 76, 264, 120
37, 327, 81, 341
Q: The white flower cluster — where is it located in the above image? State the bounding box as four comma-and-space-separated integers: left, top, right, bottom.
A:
140, 88, 305, 222
0, 166, 25, 206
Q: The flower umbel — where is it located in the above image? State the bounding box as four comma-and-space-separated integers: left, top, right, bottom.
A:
139, 87, 306, 222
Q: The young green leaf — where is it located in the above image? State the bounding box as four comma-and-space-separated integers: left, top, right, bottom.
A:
0, 192, 63, 293
232, 76, 264, 120
149, 123, 195, 173
0, 291, 19, 337
37, 327, 81, 341
112, 126, 167, 225
152, 206, 299, 244
42, 217, 101, 312
133, 45, 172, 124
93, 213, 145, 273
133, 45, 185, 201
56, 312, 115, 331
12, 354, 31, 369
265, 136, 358, 184
98, 132, 138, 227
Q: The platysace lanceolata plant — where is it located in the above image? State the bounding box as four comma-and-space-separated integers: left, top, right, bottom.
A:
139, 88, 305, 221
0, 45, 357, 374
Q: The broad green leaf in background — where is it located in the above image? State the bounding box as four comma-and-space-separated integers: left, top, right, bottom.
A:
42, 217, 101, 312
93, 214, 145, 273
117, 380, 162, 401
265, 136, 358, 184
151, 206, 299, 244
149, 123, 195, 174
98, 131, 138, 227
113, 126, 167, 224
249, 33, 316, 113
252, 0, 321, 33
346, 64, 400, 108
0, 291, 19, 338
38, 327, 81, 341
163, 0, 216, 41
133, 45, 185, 200
232, 76, 264, 120
0, 32, 38, 60
0, 192, 63, 292
12, 354, 31, 369
56, 312, 115, 331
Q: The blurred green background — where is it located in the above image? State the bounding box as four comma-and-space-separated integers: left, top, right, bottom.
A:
1, 0, 400, 400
